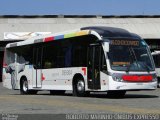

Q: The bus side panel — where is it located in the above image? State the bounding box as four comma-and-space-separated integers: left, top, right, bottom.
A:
17, 65, 33, 89
2, 49, 12, 89
100, 71, 109, 91
40, 67, 87, 90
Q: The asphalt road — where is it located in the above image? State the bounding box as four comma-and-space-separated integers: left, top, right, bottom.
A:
0, 83, 160, 119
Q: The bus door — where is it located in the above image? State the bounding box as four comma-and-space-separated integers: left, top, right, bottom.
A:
33, 47, 42, 88
87, 44, 101, 89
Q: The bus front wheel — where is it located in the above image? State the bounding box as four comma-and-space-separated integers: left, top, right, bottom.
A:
73, 79, 87, 97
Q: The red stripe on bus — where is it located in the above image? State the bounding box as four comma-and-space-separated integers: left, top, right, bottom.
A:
44, 36, 54, 42
122, 75, 152, 82
41, 73, 45, 81
82, 68, 86, 76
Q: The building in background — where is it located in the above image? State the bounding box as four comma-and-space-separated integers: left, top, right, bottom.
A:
0, 15, 160, 82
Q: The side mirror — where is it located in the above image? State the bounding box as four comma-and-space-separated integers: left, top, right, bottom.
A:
103, 42, 109, 52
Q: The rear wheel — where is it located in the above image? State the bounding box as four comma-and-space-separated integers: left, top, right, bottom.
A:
107, 90, 126, 98
20, 78, 29, 95
20, 78, 37, 95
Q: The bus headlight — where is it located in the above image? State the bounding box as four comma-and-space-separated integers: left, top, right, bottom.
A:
112, 76, 123, 82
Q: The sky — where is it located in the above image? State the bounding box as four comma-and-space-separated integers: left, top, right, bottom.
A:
0, 0, 160, 15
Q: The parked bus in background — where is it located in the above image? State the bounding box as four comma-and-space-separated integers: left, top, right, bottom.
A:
152, 51, 160, 88
3, 26, 157, 98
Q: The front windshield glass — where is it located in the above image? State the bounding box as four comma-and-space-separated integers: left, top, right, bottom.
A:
108, 39, 154, 72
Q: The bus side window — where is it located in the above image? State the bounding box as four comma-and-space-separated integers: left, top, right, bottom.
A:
42, 45, 56, 69
64, 46, 72, 67
44, 61, 52, 69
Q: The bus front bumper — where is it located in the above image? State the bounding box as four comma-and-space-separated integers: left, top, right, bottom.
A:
109, 77, 157, 91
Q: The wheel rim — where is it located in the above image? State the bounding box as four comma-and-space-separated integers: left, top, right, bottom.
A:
23, 81, 28, 92
77, 80, 84, 92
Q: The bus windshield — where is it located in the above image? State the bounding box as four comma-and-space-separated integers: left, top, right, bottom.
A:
108, 39, 155, 72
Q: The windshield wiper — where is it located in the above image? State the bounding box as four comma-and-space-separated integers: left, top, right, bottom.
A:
126, 47, 134, 72
142, 62, 150, 73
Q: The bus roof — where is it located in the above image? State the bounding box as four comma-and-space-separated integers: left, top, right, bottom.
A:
6, 26, 141, 48
81, 26, 141, 39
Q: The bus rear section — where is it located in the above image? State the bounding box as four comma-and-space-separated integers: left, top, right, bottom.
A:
3, 48, 16, 89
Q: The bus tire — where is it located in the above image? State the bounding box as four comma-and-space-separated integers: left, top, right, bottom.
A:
107, 90, 126, 98
20, 77, 38, 95
50, 90, 65, 95
20, 77, 29, 95
73, 79, 86, 97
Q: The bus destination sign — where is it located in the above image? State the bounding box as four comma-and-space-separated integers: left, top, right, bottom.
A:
111, 40, 139, 46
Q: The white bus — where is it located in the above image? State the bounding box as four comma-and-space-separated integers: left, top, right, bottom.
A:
3, 26, 157, 97
152, 51, 160, 88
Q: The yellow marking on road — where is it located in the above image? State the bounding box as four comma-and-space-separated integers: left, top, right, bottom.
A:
0, 95, 160, 114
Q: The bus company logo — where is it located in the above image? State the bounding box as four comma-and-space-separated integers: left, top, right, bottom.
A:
62, 70, 72, 76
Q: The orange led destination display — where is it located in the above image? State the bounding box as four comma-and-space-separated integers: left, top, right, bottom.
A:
112, 62, 130, 65
111, 40, 139, 46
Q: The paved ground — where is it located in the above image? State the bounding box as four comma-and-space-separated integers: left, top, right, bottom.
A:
0, 83, 160, 119
0, 83, 160, 114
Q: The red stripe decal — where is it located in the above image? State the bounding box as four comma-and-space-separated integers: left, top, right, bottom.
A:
82, 68, 86, 76
122, 75, 152, 82
44, 36, 54, 42
41, 73, 45, 81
